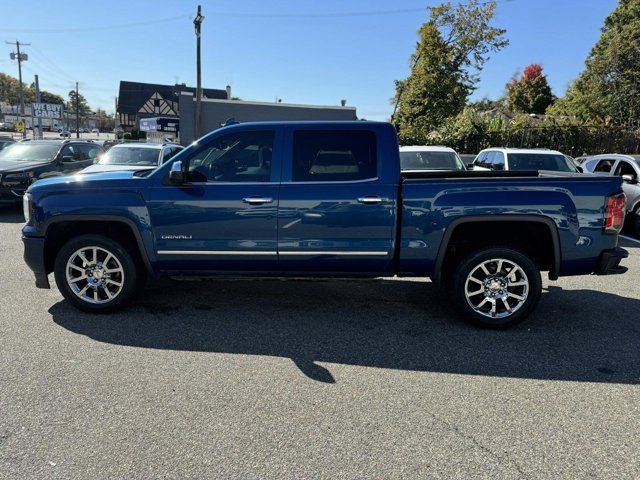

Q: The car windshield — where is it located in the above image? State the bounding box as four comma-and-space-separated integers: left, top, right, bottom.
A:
0, 143, 59, 162
98, 147, 160, 166
507, 153, 578, 172
400, 151, 464, 171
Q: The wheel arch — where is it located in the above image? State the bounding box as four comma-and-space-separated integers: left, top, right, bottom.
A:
42, 215, 153, 275
433, 215, 561, 285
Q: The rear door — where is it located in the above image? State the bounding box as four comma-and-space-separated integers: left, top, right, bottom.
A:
277, 127, 396, 273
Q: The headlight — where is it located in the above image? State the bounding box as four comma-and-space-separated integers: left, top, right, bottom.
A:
23, 193, 32, 223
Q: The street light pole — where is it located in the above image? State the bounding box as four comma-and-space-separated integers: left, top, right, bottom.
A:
193, 5, 204, 139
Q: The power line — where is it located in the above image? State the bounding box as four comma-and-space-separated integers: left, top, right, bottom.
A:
0, 1, 517, 33
2, 14, 191, 33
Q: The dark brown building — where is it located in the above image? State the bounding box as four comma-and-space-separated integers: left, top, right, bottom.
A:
116, 81, 228, 131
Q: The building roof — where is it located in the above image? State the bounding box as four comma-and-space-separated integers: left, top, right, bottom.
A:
117, 81, 227, 115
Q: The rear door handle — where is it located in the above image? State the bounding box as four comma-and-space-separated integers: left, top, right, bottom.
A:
357, 196, 385, 205
242, 196, 273, 205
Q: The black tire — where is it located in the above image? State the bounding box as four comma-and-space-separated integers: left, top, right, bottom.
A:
54, 234, 139, 313
633, 207, 640, 238
451, 247, 542, 329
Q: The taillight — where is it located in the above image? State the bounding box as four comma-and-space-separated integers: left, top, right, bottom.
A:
604, 194, 626, 234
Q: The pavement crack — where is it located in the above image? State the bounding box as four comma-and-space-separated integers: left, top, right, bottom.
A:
426, 412, 533, 479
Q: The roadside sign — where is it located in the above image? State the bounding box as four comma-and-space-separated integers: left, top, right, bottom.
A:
15, 120, 25, 133
32, 102, 63, 119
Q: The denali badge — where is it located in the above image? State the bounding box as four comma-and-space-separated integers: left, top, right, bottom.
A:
161, 234, 193, 240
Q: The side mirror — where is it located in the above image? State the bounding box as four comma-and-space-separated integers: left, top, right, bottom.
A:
169, 160, 186, 184
467, 163, 474, 170
61, 155, 74, 163
622, 174, 638, 184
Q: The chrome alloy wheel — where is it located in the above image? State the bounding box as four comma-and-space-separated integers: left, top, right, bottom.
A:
464, 258, 529, 319
65, 246, 125, 304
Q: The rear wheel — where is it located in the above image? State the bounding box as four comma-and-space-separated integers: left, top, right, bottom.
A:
451, 247, 542, 329
54, 234, 138, 313
633, 207, 640, 237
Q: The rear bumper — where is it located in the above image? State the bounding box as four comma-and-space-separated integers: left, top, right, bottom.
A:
594, 247, 629, 275
22, 235, 50, 288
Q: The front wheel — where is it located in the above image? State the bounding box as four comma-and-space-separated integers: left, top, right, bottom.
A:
451, 247, 542, 329
54, 234, 139, 313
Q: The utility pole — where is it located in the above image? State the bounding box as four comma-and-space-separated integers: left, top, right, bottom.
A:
34, 75, 42, 140
6, 40, 30, 138
75, 81, 80, 138
193, 5, 204, 139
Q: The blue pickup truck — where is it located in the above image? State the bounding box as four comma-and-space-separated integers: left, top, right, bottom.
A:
22, 121, 628, 328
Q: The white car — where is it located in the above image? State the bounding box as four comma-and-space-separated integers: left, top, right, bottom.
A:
79, 142, 183, 174
91, 128, 100, 134
399, 146, 466, 172
470, 148, 579, 173
582, 154, 640, 235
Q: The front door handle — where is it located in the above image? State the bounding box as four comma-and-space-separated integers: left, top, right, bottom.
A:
242, 196, 273, 205
357, 196, 385, 205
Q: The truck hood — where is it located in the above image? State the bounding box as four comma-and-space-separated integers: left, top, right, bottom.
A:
79, 164, 157, 174
29, 170, 140, 190
0, 159, 51, 173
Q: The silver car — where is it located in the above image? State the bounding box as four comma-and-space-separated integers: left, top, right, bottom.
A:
582, 154, 640, 235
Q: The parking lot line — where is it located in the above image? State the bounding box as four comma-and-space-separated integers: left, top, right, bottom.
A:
620, 234, 640, 245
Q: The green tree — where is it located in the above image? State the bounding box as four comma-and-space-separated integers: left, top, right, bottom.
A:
467, 96, 506, 111
506, 64, 555, 114
0, 73, 64, 106
66, 89, 91, 117
392, 0, 508, 143
94, 108, 115, 131
551, 0, 640, 126
38, 91, 65, 105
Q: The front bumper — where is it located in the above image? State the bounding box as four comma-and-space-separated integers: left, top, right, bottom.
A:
0, 185, 25, 203
22, 235, 50, 288
594, 247, 629, 275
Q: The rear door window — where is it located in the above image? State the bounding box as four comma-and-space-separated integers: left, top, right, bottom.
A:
292, 130, 377, 182
614, 160, 638, 180
507, 153, 577, 172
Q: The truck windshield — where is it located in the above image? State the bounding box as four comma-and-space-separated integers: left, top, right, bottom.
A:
508, 153, 578, 172
0, 143, 59, 162
400, 151, 464, 171
99, 147, 160, 166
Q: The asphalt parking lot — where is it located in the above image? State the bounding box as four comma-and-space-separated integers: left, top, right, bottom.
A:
0, 205, 638, 479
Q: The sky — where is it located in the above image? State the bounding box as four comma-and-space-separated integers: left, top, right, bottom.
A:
0, 0, 618, 121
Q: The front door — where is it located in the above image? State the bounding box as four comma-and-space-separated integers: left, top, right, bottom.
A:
277, 128, 396, 274
146, 128, 281, 272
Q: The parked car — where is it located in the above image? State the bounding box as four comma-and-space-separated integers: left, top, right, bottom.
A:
399, 146, 465, 172
459, 153, 476, 166
79, 143, 183, 174
0, 140, 102, 204
470, 148, 580, 173
59, 131, 71, 138
582, 154, 640, 235
91, 128, 100, 134
0, 136, 15, 152
22, 121, 628, 328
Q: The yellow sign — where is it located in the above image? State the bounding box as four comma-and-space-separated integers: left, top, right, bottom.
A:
15, 120, 25, 133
